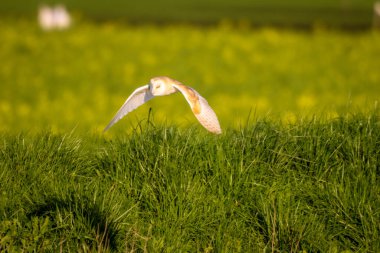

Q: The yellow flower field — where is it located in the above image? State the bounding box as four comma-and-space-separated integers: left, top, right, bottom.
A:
0, 19, 379, 133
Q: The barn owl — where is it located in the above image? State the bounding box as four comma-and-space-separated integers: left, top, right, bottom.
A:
104, 76, 222, 134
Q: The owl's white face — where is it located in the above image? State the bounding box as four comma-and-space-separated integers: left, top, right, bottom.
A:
149, 77, 177, 96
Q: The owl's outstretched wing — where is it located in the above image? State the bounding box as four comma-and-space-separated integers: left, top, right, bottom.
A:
104, 85, 153, 131
172, 83, 222, 134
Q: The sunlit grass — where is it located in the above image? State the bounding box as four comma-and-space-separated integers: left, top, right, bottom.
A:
1, 111, 379, 251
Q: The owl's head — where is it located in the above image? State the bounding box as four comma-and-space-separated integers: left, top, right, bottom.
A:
149, 76, 177, 96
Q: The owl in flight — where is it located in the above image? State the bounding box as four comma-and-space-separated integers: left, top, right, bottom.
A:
104, 76, 222, 134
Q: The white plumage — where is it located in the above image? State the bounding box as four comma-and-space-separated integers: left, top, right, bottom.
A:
104, 76, 222, 134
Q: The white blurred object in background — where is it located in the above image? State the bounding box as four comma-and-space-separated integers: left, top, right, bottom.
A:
374, 1, 380, 29
38, 5, 55, 31
38, 4, 71, 31
53, 5, 71, 30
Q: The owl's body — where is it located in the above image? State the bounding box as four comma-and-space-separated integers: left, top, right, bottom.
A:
104, 76, 221, 134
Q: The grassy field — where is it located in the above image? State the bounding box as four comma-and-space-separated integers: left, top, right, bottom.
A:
0, 18, 380, 251
1, 113, 379, 251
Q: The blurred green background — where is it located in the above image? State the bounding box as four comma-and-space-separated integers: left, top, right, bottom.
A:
0, 0, 379, 133
0, 0, 375, 28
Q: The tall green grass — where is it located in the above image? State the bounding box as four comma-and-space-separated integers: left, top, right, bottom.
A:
1, 112, 379, 251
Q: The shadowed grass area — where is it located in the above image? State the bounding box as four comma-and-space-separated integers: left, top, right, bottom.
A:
1, 111, 379, 251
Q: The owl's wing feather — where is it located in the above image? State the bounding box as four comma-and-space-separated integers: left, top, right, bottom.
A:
194, 94, 222, 134
104, 85, 153, 131
172, 83, 222, 134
